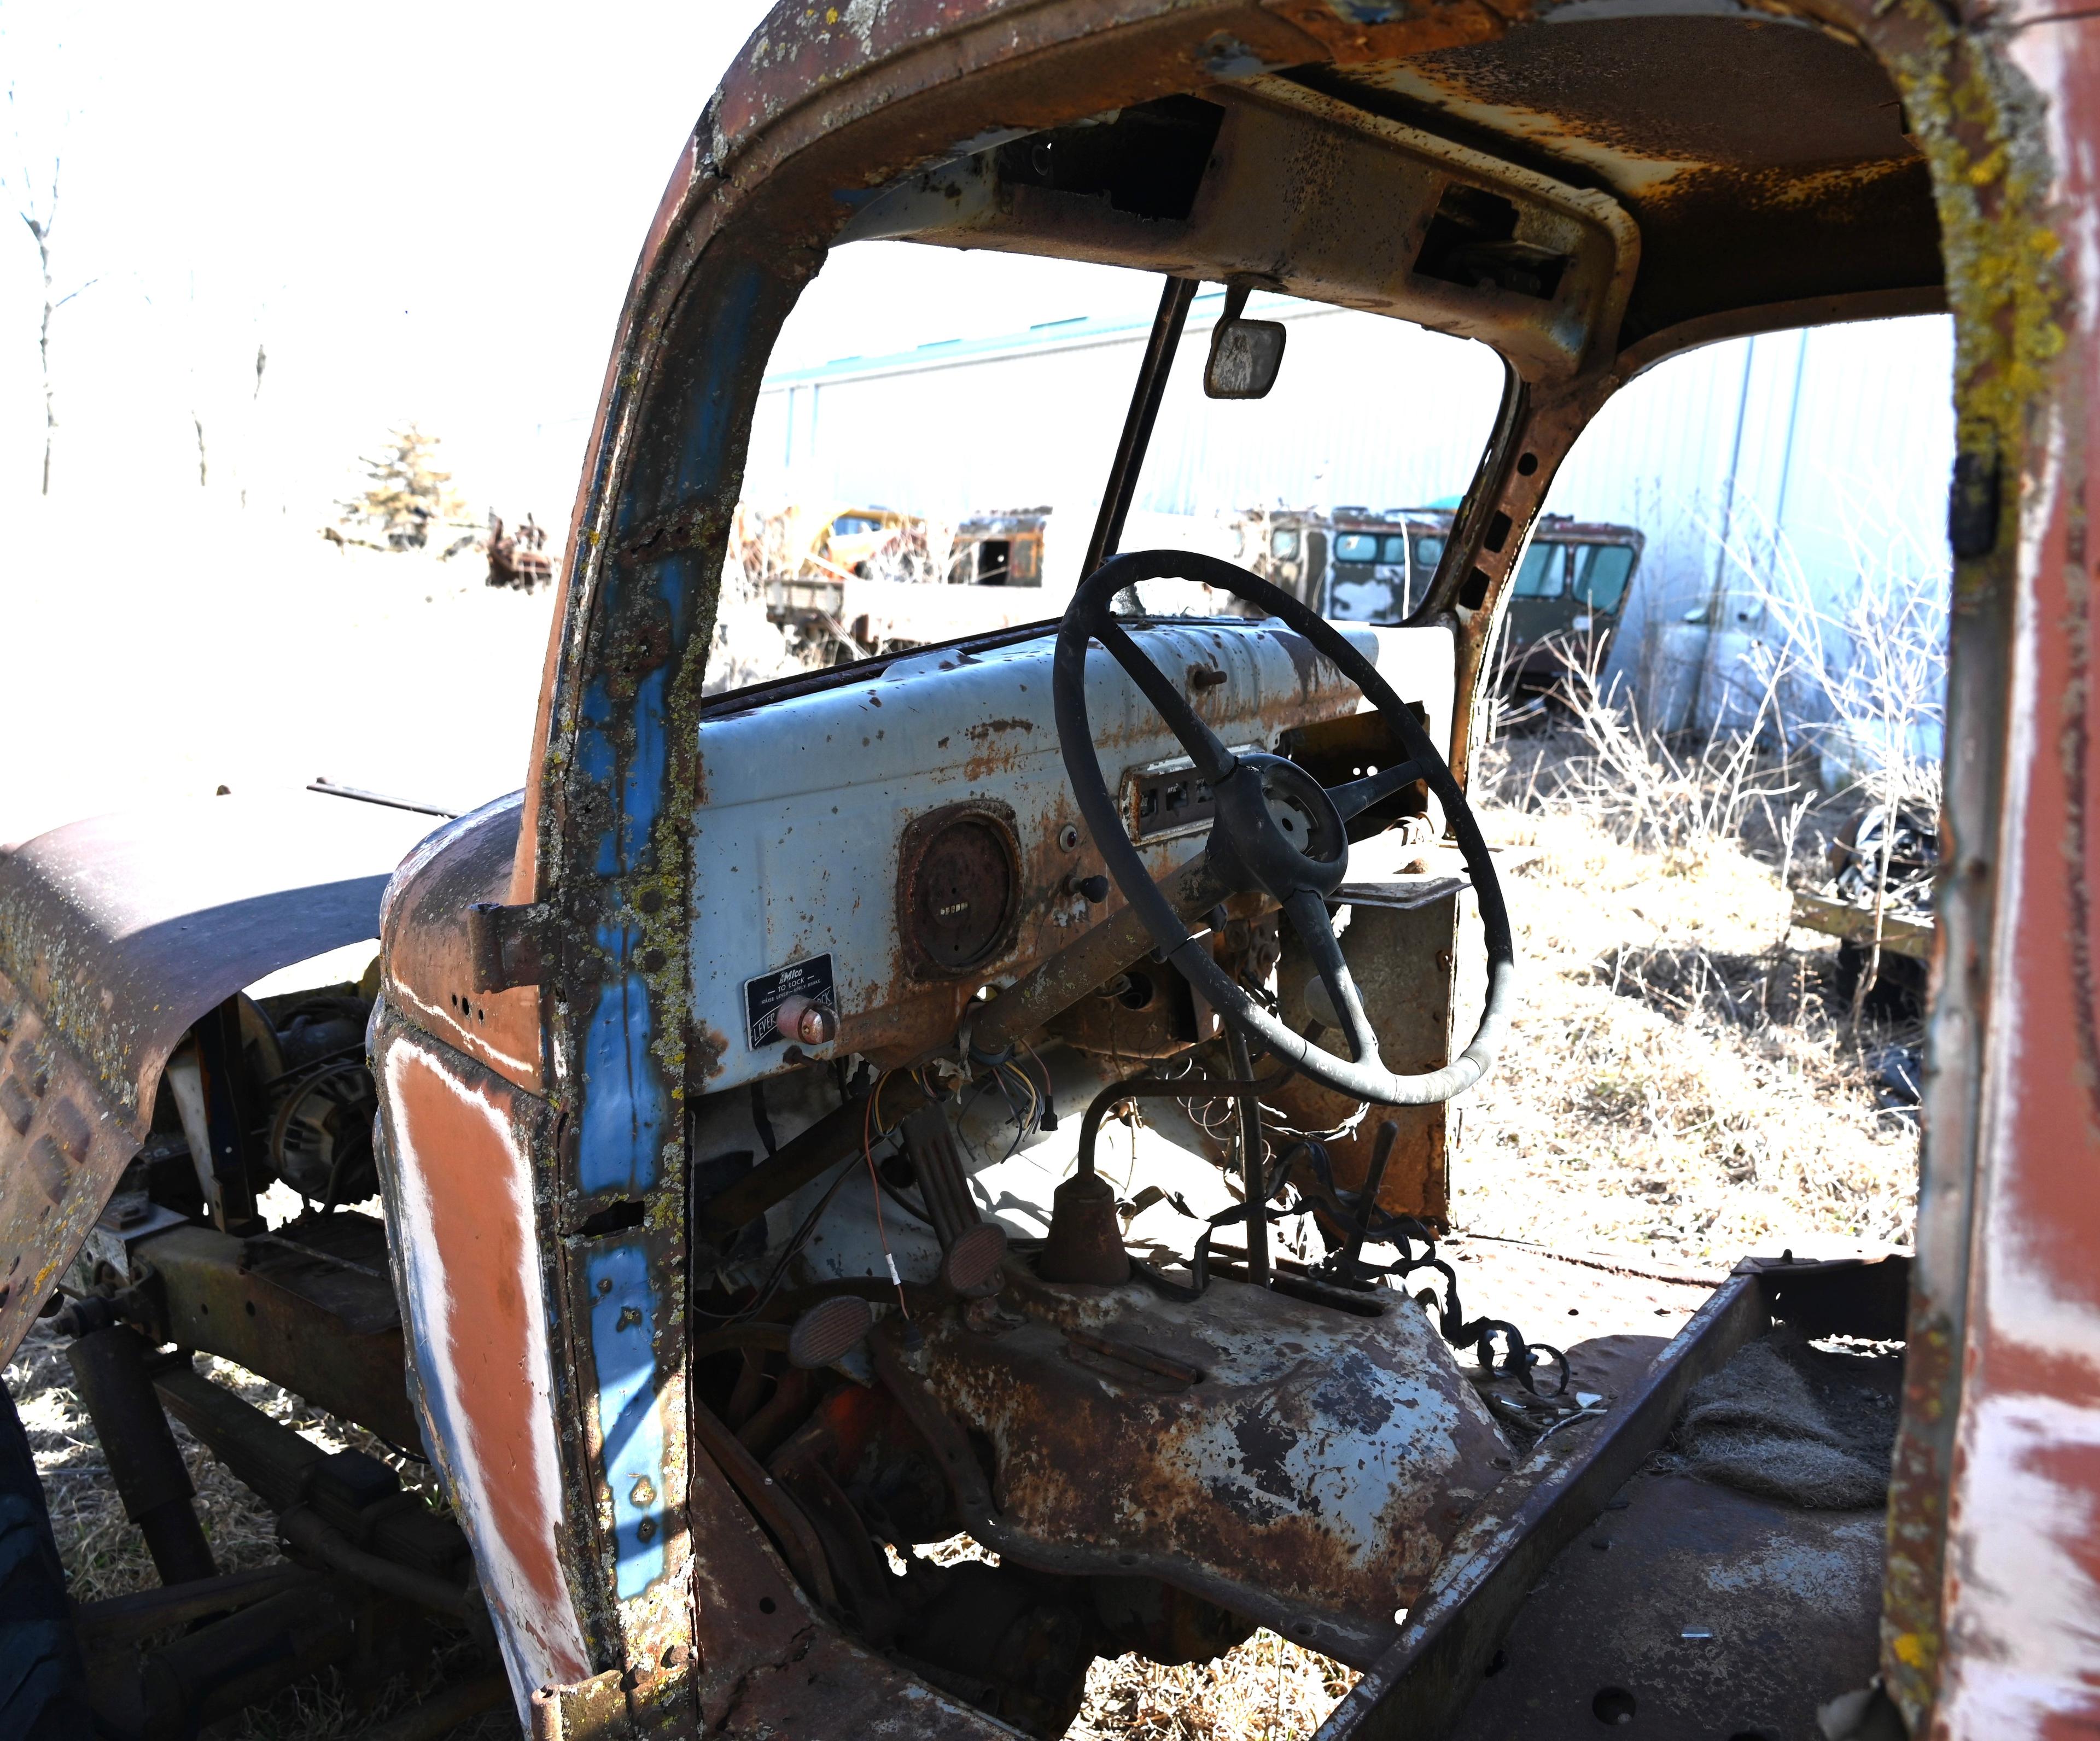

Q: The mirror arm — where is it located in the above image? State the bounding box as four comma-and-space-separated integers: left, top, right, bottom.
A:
1083, 274, 1198, 596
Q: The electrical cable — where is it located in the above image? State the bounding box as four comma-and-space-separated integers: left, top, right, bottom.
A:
862, 1075, 913, 1322
695, 1155, 859, 1325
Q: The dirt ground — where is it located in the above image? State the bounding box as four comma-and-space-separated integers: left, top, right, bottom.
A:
5, 698, 1919, 1736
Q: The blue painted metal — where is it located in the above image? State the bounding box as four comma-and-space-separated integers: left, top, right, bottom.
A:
581, 935, 661, 1197
586, 1238, 668, 1601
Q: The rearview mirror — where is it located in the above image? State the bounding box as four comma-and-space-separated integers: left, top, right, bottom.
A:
1204, 285, 1286, 400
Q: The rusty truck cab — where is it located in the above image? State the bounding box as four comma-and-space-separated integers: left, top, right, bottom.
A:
1, 0, 2082, 1736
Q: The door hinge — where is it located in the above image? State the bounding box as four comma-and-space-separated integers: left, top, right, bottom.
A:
467, 902, 549, 994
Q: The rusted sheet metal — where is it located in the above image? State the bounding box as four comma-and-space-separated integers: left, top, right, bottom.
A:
381, 792, 544, 1092
1316, 1266, 1770, 1740
1887, 7, 2100, 1733
0, 966, 139, 1353
559, 1209, 699, 1732
0, 791, 433, 1366
1324, 13, 1939, 340
371, 1010, 594, 1708
711, 2, 1328, 185
911, 1269, 1511, 1667
1275, 889, 1462, 1226
1446, 1473, 1888, 1739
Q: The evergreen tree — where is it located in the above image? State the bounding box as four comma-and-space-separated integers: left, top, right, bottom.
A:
337, 425, 465, 550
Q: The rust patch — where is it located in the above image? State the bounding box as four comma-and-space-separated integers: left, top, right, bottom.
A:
914, 1270, 1510, 1666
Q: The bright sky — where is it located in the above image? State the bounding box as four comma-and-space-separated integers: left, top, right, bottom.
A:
0, 1, 1169, 842
0, 0, 1159, 530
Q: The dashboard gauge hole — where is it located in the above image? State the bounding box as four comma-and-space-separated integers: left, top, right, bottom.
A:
897, 802, 1022, 977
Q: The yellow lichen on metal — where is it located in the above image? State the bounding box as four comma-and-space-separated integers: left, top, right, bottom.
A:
1887, 3, 2064, 525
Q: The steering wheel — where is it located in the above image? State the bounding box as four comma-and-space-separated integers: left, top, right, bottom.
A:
1051, 550, 1515, 1106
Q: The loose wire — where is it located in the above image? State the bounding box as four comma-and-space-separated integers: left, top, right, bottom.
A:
862, 1074, 912, 1321
696, 1156, 858, 1325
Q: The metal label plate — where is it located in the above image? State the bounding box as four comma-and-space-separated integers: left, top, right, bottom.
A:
744, 955, 836, 1049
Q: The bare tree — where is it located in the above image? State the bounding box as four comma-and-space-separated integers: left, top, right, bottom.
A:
18, 158, 96, 496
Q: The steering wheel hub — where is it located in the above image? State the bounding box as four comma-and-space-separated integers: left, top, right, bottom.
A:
1205, 753, 1349, 903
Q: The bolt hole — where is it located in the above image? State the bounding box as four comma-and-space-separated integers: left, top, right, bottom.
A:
1727, 1732, 1777, 1741
1591, 1687, 1636, 1725
758, 1596, 777, 1615
1516, 451, 1539, 476
1483, 1649, 1507, 1678
244, 1300, 256, 1317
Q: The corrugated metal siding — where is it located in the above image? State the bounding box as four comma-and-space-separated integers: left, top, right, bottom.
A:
743, 294, 1507, 538
1554, 317, 1954, 729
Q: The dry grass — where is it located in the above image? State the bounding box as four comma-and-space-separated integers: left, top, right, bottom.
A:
6, 1304, 509, 1740
1074, 1630, 1359, 1740
1458, 722, 1920, 1261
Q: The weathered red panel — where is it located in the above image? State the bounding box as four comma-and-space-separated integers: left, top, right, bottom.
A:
1929, 16, 2100, 1733
377, 1020, 590, 1697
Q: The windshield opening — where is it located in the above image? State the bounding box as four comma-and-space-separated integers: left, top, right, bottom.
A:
735, 243, 1505, 673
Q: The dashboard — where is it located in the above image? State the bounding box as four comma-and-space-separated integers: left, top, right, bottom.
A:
687, 618, 1456, 1092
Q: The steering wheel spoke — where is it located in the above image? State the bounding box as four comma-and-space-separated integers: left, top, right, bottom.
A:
1283, 890, 1382, 1066
1326, 758, 1424, 823
1096, 617, 1238, 785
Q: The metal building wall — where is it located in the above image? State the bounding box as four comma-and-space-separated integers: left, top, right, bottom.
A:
743, 294, 1507, 552
1553, 316, 1955, 734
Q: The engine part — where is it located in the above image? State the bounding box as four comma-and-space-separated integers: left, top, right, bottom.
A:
268, 1059, 379, 1205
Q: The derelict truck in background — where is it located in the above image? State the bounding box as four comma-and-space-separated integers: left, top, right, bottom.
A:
0, 2, 2081, 1738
